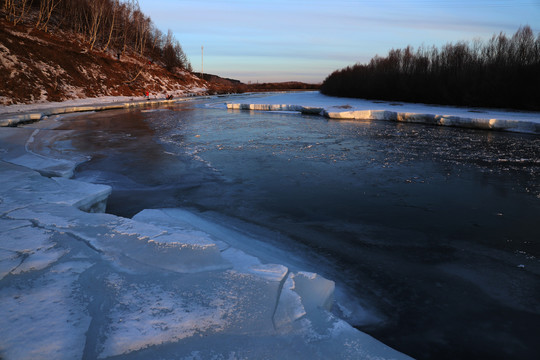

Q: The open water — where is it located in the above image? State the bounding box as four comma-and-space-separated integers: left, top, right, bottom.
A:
56, 94, 540, 360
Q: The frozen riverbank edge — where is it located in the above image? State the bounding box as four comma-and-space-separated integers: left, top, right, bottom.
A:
226, 92, 540, 135
0, 96, 191, 127
0, 99, 412, 358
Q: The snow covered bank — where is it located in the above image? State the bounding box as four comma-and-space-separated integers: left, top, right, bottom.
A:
0, 84, 210, 127
0, 95, 201, 127
0, 115, 412, 358
226, 92, 540, 135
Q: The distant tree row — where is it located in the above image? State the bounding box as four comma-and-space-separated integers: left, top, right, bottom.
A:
2, 0, 192, 72
248, 81, 320, 91
321, 26, 540, 110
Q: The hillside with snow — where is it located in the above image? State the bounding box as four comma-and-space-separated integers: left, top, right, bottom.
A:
0, 17, 204, 105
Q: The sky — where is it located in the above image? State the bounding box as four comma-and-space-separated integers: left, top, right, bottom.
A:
138, 0, 540, 83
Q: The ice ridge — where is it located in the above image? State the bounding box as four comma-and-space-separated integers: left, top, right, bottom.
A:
226, 102, 540, 135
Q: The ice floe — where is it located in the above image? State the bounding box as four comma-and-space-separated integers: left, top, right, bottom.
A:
226, 91, 540, 135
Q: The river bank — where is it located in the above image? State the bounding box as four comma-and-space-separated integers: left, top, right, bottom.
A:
0, 92, 209, 127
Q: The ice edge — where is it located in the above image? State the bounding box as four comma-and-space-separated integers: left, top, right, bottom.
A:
226, 103, 540, 135
0, 98, 185, 127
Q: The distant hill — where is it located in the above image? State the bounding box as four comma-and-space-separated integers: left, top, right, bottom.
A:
247, 81, 320, 92
193, 73, 320, 94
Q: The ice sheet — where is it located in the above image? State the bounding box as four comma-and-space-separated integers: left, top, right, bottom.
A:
0, 96, 414, 359
226, 92, 540, 134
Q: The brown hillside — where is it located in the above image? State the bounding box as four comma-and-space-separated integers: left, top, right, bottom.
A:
0, 18, 206, 105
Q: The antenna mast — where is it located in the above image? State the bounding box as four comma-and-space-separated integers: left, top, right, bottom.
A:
201, 45, 204, 80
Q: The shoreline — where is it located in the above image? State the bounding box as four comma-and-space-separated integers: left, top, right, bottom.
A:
0, 91, 293, 127
4, 91, 540, 135
0, 93, 207, 127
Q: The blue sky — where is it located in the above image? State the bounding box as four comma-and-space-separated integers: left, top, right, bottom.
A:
138, 0, 540, 83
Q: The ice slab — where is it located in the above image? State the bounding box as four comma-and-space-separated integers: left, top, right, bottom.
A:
8, 152, 75, 177
273, 272, 335, 330
133, 208, 230, 251
0, 127, 85, 178
0, 160, 111, 213
324, 109, 540, 134
132, 208, 385, 329
221, 247, 289, 281
7, 203, 230, 274
98, 269, 282, 358
226, 92, 540, 134
0, 219, 68, 277
132, 208, 312, 271
291, 271, 335, 312
274, 275, 307, 330
135, 209, 290, 281
227, 103, 324, 115
0, 98, 183, 127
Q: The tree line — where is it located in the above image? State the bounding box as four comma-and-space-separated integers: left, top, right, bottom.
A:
2, 0, 192, 72
320, 26, 540, 110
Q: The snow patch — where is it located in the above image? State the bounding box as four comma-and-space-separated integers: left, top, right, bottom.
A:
0, 43, 22, 76
99, 274, 230, 358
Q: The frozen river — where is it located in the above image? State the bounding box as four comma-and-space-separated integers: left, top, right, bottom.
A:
56, 94, 540, 360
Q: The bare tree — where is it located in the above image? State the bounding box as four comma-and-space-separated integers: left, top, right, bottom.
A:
102, 0, 119, 51
35, 0, 61, 31
3, 0, 13, 16
132, 4, 150, 55
86, 0, 107, 50
118, 0, 134, 55
4, 0, 31, 25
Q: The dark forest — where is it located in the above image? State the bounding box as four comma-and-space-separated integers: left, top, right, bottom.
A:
321, 26, 540, 110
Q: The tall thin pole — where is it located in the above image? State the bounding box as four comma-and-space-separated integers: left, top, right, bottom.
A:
201, 45, 204, 80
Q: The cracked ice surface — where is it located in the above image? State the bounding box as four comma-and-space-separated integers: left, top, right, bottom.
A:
0, 261, 93, 360
0, 126, 412, 359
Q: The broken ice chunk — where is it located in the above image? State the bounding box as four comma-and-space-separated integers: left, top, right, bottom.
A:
292, 271, 335, 312
221, 247, 288, 281
273, 271, 335, 331
273, 275, 306, 330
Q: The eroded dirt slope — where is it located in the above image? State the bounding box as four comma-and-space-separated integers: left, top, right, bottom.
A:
0, 19, 205, 105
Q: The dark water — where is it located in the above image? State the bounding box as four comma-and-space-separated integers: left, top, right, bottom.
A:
56, 96, 540, 360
